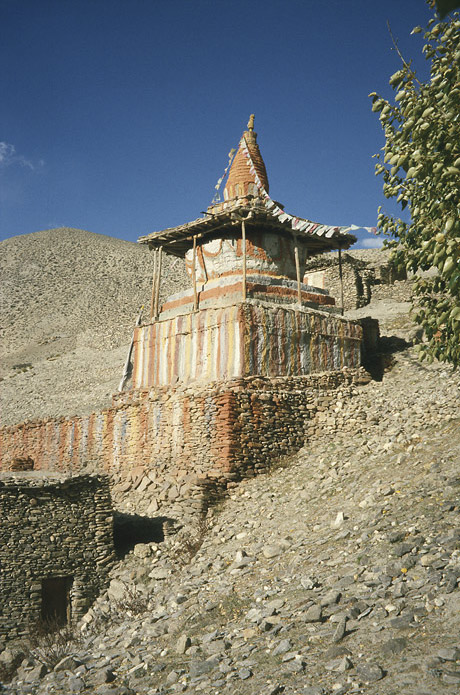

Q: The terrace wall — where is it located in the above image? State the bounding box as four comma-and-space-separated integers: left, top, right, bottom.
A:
0, 370, 368, 525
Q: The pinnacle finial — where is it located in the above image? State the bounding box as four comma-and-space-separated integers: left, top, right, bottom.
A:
247, 114, 255, 131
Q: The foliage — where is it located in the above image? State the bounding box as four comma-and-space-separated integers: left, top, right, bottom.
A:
112, 585, 153, 616
370, 5, 460, 366
435, 0, 460, 20
26, 617, 82, 669
170, 516, 210, 566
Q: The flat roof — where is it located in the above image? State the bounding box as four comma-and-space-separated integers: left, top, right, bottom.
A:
138, 201, 356, 257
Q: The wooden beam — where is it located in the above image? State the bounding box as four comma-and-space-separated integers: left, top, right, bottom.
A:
197, 245, 208, 283
338, 246, 344, 316
149, 248, 158, 322
154, 245, 163, 319
192, 235, 198, 311
241, 219, 247, 301
294, 237, 302, 306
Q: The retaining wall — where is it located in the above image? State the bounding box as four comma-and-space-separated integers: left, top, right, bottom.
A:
0, 370, 368, 524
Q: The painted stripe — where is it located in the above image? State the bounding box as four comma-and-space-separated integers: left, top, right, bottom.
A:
131, 304, 361, 387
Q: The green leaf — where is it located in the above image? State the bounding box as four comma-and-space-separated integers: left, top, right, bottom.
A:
435, 0, 460, 19
372, 5, 460, 367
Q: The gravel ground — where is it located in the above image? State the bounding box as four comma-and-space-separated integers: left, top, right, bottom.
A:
3, 346, 460, 695
2, 232, 460, 694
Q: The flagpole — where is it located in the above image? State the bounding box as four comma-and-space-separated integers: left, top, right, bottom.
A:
149, 248, 158, 322
294, 236, 302, 306
154, 245, 163, 319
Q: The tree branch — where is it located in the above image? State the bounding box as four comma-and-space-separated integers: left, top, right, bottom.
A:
387, 21, 423, 88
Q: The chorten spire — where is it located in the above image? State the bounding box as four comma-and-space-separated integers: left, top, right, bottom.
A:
223, 115, 269, 201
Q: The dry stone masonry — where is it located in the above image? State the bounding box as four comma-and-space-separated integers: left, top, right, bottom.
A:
304, 249, 408, 311
0, 369, 369, 527
0, 117, 369, 538
0, 474, 114, 644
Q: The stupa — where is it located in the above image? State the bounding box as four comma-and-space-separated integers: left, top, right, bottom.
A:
134, 117, 362, 388
0, 118, 367, 528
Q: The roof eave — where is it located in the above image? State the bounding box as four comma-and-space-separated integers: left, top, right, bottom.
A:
138, 208, 356, 257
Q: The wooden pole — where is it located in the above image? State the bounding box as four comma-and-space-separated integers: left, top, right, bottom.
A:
294, 237, 302, 306
338, 246, 344, 316
198, 245, 208, 283
118, 305, 144, 392
192, 235, 198, 311
241, 219, 247, 301
149, 248, 158, 322
154, 245, 163, 319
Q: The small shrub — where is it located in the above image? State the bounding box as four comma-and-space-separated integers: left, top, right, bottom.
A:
112, 586, 152, 616
13, 363, 32, 371
171, 517, 209, 566
25, 617, 82, 670
82, 587, 153, 638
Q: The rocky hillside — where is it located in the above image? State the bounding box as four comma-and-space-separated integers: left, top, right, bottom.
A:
0, 228, 188, 426
2, 230, 460, 694
1, 229, 408, 428
3, 347, 460, 695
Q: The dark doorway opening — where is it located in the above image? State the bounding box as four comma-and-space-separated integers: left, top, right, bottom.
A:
113, 512, 167, 558
41, 576, 73, 626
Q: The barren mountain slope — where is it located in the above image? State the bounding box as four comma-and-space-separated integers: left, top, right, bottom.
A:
2, 234, 460, 694
0, 228, 188, 425
4, 348, 460, 695
1, 232, 409, 428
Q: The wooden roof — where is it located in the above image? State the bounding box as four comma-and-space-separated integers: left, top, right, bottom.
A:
139, 119, 357, 257
138, 199, 356, 258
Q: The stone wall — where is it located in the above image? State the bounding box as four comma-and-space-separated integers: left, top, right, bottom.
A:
370, 278, 413, 303
304, 261, 365, 312
0, 474, 114, 644
0, 370, 368, 526
132, 302, 362, 389
304, 250, 407, 311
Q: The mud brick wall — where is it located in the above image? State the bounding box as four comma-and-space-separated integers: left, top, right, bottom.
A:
0, 370, 367, 525
0, 474, 115, 644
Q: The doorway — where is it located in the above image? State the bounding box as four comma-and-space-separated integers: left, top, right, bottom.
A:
41, 576, 73, 626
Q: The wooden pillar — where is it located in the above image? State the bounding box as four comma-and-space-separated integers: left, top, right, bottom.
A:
294, 237, 302, 306
241, 219, 247, 301
154, 245, 163, 319
338, 246, 344, 316
192, 235, 198, 311
149, 248, 158, 322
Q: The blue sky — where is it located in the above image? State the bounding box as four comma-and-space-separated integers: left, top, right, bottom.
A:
1, 0, 434, 248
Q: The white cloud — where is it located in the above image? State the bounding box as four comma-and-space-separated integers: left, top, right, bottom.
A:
0, 142, 15, 165
361, 237, 384, 249
0, 142, 42, 170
